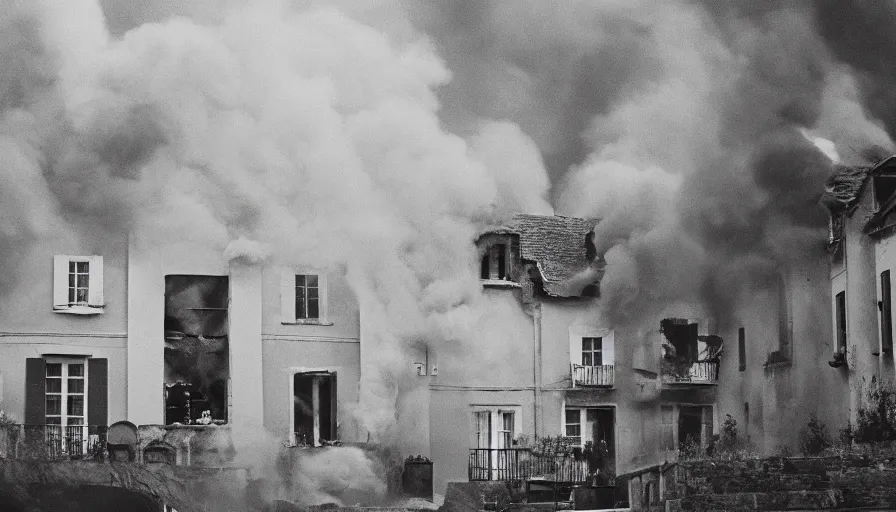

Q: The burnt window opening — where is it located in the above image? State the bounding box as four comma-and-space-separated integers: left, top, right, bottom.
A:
661, 319, 699, 362
875, 176, 896, 210
480, 243, 508, 280
294, 372, 337, 446
836, 291, 847, 355
882, 270, 893, 354
164, 275, 229, 426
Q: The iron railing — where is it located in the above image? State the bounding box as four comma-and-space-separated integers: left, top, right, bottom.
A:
0, 424, 107, 460
663, 361, 719, 384
468, 448, 590, 483
570, 364, 615, 387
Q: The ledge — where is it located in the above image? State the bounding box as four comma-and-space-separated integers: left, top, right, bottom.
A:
52, 306, 104, 316
480, 279, 520, 288
281, 320, 333, 326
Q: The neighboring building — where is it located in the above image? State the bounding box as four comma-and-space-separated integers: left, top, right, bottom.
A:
0, 230, 362, 462
824, 156, 896, 424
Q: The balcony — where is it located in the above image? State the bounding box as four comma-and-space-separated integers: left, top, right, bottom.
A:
570, 364, 615, 387
661, 360, 719, 385
468, 448, 591, 483
0, 424, 107, 460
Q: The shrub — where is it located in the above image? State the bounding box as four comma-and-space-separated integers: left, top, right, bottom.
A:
719, 414, 738, 451
855, 382, 896, 444
799, 415, 832, 455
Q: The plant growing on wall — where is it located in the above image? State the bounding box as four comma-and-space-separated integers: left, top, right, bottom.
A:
855, 381, 896, 444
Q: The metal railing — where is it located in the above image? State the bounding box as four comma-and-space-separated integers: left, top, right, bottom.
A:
663, 361, 719, 384
0, 424, 107, 460
469, 448, 590, 483
571, 364, 615, 387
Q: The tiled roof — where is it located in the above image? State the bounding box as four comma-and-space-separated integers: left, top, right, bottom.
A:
507, 214, 599, 283
820, 164, 871, 215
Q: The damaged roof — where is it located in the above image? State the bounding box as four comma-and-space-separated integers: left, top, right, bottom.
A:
820, 164, 871, 215
480, 214, 602, 296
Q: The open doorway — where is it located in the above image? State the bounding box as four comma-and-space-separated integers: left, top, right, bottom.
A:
293, 372, 337, 446
677, 405, 713, 453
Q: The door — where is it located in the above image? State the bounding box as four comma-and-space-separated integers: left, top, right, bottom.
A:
44, 360, 87, 455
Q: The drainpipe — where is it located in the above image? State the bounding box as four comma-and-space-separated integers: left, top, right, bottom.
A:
526, 302, 543, 438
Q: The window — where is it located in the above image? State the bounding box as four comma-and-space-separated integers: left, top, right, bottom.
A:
281, 269, 329, 324
480, 243, 508, 280
498, 412, 514, 449
738, 328, 746, 371
476, 411, 491, 449
582, 337, 603, 366
53, 256, 103, 314
565, 409, 582, 446
882, 271, 893, 353
296, 275, 319, 320
836, 291, 847, 353
45, 361, 86, 429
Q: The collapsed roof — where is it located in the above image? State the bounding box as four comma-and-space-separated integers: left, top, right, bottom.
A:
480, 213, 604, 297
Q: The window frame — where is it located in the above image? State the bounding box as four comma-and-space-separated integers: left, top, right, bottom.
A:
582, 337, 603, 367
43, 356, 89, 430
52, 255, 104, 315
835, 290, 847, 354
280, 268, 331, 325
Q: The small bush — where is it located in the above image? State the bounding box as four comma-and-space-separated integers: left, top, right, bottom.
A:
855, 383, 896, 444
799, 415, 832, 456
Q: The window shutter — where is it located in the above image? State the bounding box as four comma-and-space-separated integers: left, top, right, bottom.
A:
603, 334, 615, 366
569, 335, 583, 366
280, 268, 296, 323
25, 358, 46, 424
319, 273, 329, 324
88, 358, 108, 427
329, 372, 337, 439
52, 256, 68, 309
87, 256, 104, 307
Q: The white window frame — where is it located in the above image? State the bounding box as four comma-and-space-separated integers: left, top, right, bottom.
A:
470, 405, 523, 449
280, 268, 330, 325
44, 357, 89, 454
569, 327, 615, 368
53, 255, 104, 314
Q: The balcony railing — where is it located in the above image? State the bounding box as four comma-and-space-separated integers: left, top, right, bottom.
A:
662, 361, 719, 384
571, 364, 615, 387
0, 424, 107, 460
469, 448, 590, 483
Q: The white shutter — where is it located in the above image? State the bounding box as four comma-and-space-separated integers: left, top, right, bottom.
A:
87, 256, 104, 307
569, 332, 583, 366
319, 272, 329, 324
280, 268, 296, 323
603, 332, 615, 366
53, 256, 69, 309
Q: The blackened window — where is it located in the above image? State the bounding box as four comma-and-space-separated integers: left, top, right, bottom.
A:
738, 327, 746, 371
836, 291, 847, 353
883, 271, 893, 353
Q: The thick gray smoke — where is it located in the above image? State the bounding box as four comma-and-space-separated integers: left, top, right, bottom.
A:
7, 0, 896, 503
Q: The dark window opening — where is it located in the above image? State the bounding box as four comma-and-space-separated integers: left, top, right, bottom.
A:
661, 319, 698, 362
836, 291, 847, 354
480, 253, 490, 279
882, 271, 893, 353
738, 328, 746, 371
294, 372, 337, 446
875, 176, 896, 209
164, 275, 229, 426
744, 402, 750, 437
